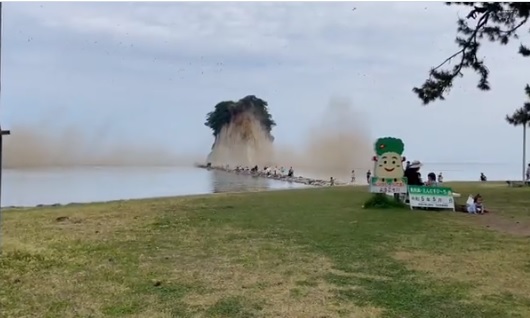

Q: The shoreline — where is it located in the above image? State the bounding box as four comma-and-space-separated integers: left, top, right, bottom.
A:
195, 163, 352, 187
3, 163, 362, 210
0, 185, 336, 211
1, 163, 517, 211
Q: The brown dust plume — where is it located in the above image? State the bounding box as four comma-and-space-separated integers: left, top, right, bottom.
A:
3, 124, 195, 169
207, 111, 275, 167
276, 97, 373, 180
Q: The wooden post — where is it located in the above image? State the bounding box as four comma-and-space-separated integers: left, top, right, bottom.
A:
0, 2, 11, 255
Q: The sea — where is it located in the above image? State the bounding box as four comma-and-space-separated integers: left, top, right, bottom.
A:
0, 162, 524, 207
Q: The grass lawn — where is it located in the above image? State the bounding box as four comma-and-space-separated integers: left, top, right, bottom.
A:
1, 182, 530, 318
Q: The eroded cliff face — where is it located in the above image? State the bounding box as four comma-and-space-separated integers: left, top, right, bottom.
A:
207, 111, 274, 167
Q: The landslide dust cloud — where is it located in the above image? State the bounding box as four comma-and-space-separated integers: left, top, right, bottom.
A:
3, 124, 194, 169
207, 97, 373, 180
207, 111, 275, 167
5, 98, 372, 177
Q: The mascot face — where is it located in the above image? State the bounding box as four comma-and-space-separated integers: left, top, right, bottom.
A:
375, 151, 404, 179
372, 137, 406, 181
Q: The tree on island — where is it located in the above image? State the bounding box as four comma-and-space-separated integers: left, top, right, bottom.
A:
204, 95, 276, 142
506, 85, 530, 181
413, 2, 530, 105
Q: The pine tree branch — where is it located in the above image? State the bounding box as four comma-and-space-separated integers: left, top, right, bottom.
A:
432, 12, 489, 78
414, 3, 530, 105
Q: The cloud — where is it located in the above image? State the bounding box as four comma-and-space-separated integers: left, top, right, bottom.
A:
8, 2, 462, 65
2, 2, 530, 168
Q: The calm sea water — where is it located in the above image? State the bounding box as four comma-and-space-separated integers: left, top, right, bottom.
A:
0, 162, 524, 207
1, 167, 309, 207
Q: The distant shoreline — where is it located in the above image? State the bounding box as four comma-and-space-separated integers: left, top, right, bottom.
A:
0, 186, 321, 210
2, 164, 524, 182
2, 180, 514, 211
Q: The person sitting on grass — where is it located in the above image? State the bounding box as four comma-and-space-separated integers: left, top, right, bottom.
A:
474, 194, 484, 214
480, 172, 487, 182
425, 172, 438, 187
467, 194, 485, 214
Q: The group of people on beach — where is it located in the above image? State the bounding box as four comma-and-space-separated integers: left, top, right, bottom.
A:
205, 162, 293, 178
206, 161, 353, 186
236, 165, 294, 178
205, 162, 342, 186
401, 160, 441, 186
400, 160, 487, 213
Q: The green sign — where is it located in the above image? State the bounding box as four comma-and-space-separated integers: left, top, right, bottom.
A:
408, 185, 455, 210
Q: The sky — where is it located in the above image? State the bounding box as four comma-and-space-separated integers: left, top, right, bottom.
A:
2, 1, 530, 165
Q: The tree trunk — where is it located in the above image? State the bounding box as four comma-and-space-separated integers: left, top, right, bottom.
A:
523, 124, 527, 182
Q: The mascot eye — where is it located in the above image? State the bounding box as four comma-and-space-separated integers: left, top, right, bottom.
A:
392, 160, 396, 164
383, 161, 387, 164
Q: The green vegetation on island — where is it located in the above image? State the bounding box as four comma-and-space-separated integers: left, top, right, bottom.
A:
204, 95, 276, 139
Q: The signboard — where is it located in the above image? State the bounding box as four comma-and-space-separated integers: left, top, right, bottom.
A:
370, 177, 408, 194
408, 185, 455, 210
369, 137, 408, 194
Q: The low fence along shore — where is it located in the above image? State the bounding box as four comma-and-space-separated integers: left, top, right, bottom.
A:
195, 163, 349, 187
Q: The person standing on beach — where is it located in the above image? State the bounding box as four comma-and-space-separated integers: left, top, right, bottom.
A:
366, 170, 371, 184
437, 172, 443, 183
288, 167, 294, 178
404, 160, 424, 186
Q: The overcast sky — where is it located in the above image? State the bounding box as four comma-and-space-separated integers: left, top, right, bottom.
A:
2, 2, 529, 164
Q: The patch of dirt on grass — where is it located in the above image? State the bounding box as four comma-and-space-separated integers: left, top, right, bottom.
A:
393, 249, 530, 308
327, 269, 390, 283
149, 226, 383, 318
473, 213, 530, 237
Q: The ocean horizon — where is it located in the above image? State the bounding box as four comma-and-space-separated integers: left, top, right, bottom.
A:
0, 161, 525, 208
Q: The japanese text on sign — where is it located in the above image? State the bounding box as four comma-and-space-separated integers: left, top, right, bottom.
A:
408, 185, 455, 210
